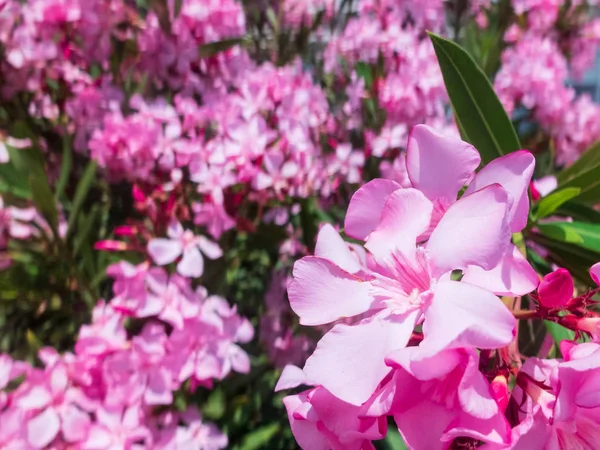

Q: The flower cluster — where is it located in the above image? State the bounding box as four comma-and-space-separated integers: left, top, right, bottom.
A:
494, 0, 600, 165
0, 255, 252, 448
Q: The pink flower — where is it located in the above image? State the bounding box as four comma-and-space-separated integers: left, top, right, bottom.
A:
490, 342, 600, 449
347, 125, 539, 297
0, 354, 28, 408
192, 201, 235, 240
277, 367, 387, 450
152, 407, 228, 450
81, 404, 150, 449
148, 221, 223, 278
13, 352, 91, 448
365, 347, 511, 449
102, 323, 174, 408
289, 181, 517, 405
138, 271, 201, 330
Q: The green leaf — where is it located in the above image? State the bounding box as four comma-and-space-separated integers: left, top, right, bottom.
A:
537, 221, 600, 253
0, 159, 31, 198
198, 38, 246, 58
545, 321, 575, 357
536, 187, 581, 219
202, 388, 225, 420
173, 0, 183, 17
355, 62, 373, 89
556, 201, 600, 223
238, 423, 280, 450
67, 161, 98, 240
557, 140, 600, 185
55, 137, 73, 201
530, 233, 599, 286
73, 206, 101, 258
428, 32, 521, 164
555, 163, 600, 205
377, 427, 408, 450
29, 171, 58, 236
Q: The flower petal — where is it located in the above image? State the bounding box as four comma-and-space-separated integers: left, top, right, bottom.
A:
462, 245, 539, 296
458, 350, 500, 420
427, 184, 510, 277
465, 150, 535, 232
147, 238, 182, 266
591, 262, 600, 286
288, 256, 374, 326
344, 179, 401, 240
365, 188, 433, 261
275, 365, 312, 392
406, 124, 480, 202
197, 236, 223, 259
315, 224, 362, 273
303, 311, 418, 405
418, 280, 515, 359
283, 394, 329, 450
177, 246, 204, 278
28, 408, 60, 448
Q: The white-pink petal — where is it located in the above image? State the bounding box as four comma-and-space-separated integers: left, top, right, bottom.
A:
288, 256, 374, 326
462, 245, 539, 296
197, 236, 223, 259
28, 408, 60, 448
419, 280, 515, 359
591, 262, 600, 286
344, 179, 401, 240
177, 246, 204, 278
303, 311, 418, 405
275, 365, 312, 392
365, 188, 433, 261
147, 238, 183, 265
314, 224, 362, 273
465, 150, 535, 232
406, 124, 480, 202
427, 184, 510, 277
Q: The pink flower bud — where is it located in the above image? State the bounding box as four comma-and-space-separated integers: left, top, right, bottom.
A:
113, 225, 137, 237
94, 240, 128, 252
491, 375, 510, 413
537, 268, 574, 309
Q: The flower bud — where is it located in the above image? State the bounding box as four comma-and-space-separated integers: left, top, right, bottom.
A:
94, 240, 129, 252
538, 268, 574, 309
491, 375, 510, 413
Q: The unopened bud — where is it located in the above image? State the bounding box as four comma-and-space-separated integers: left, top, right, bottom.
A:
491, 375, 510, 413
538, 268, 574, 309
113, 225, 137, 237
94, 240, 128, 252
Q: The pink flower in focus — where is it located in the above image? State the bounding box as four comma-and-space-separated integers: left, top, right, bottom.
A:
349, 125, 539, 297
366, 347, 511, 449
277, 366, 387, 450
488, 342, 600, 449
289, 183, 517, 405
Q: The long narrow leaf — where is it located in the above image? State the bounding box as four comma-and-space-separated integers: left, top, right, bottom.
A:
557, 140, 600, 185
537, 221, 600, 253
29, 171, 59, 237
67, 161, 98, 240
535, 187, 581, 219
55, 137, 73, 201
428, 32, 521, 163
